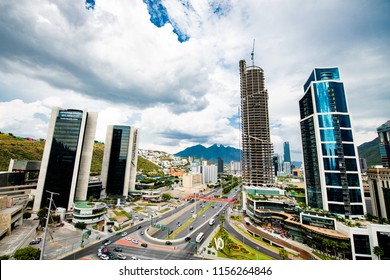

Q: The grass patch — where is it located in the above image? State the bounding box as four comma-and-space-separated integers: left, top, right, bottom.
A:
312, 250, 337, 260
213, 227, 274, 260
158, 208, 171, 214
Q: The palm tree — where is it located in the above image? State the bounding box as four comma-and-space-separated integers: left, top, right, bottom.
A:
279, 248, 288, 260
322, 238, 330, 255
338, 242, 349, 259
373, 246, 384, 260
220, 215, 226, 228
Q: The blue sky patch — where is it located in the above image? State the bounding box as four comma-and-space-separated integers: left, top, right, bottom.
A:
85, 0, 95, 10
143, 0, 190, 43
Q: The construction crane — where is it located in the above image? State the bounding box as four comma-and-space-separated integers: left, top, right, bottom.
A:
251, 39, 255, 66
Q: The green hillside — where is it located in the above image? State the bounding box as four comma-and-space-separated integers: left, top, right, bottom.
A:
357, 137, 381, 167
0, 132, 161, 175
0, 133, 44, 170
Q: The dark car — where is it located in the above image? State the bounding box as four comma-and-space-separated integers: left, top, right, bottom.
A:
136, 225, 142, 230
165, 241, 172, 245
29, 239, 40, 245
189, 226, 194, 230
102, 240, 111, 246
141, 243, 148, 248
114, 247, 122, 252
184, 237, 191, 242
106, 252, 116, 260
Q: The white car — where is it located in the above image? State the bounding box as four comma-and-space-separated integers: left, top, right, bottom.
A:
121, 232, 128, 237
131, 256, 141, 260
100, 254, 109, 260
131, 239, 139, 244
117, 254, 127, 260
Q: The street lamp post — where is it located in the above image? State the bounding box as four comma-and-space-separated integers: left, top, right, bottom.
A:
40, 190, 59, 260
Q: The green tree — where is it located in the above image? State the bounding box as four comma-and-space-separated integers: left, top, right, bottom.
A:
329, 240, 338, 257
220, 215, 226, 228
162, 193, 172, 201
279, 248, 288, 260
373, 246, 384, 260
23, 212, 32, 219
322, 238, 331, 255
365, 212, 374, 221
74, 222, 87, 230
225, 237, 234, 253
0, 255, 10, 260
13, 247, 40, 260
339, 242, 349, 259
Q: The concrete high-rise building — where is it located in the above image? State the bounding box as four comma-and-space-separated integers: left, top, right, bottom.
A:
202, 165, 218, 184
229, 161, 241, 175
367, 167, 390, 220
239, 59, 274, 188
100, 125, 139, 197
299, 67, 365, 218
33, 108, 98, 212
377, 120, 390, 168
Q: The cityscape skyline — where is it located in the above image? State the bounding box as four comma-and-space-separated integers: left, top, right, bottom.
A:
0, 1, 389, 162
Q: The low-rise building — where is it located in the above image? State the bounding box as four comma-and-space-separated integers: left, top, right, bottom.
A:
72, 201, 107, 225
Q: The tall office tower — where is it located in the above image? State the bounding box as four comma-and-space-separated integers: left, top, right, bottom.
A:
101, 125, 139, 197
217, 157, 224, 174
239, 59, 274, 188
273, 154, 279, 176
33, 108, 98, 212
283, 141, 291, 163
377, 120, 390, 168
299, 67, 365, 218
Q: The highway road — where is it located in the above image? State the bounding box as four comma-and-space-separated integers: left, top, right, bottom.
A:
62, 186, 279, 260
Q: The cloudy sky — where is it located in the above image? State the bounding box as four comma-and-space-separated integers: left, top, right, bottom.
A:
0, 0, 389, 161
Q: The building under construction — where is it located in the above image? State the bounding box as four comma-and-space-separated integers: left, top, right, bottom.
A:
239, 59, 274, 187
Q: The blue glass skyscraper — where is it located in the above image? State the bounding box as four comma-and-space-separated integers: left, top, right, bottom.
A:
299, 67, 365, 218
283, 141, 291, 163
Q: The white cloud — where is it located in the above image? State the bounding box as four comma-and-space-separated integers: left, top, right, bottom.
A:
0, 0, 389, 161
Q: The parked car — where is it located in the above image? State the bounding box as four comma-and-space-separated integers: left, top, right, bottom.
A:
131, 239, 139, 244
165, 241, 172, 245
99, 254, 109, 260
131, 256, 141, 260
117, 254, 126, 260
114, 247, 122, 252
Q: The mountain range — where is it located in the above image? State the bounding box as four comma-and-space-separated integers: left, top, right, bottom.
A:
175, 144, 241, 164
175, 138, 382, 168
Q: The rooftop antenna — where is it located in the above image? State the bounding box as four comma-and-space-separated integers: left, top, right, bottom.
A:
251, 39, 255, 66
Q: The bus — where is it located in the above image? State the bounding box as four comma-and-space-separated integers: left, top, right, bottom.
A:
196, 232, 204, 243
209, 218, 215, 226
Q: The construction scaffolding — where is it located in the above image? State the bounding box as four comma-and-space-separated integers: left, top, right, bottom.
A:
239, 59, 274, 187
